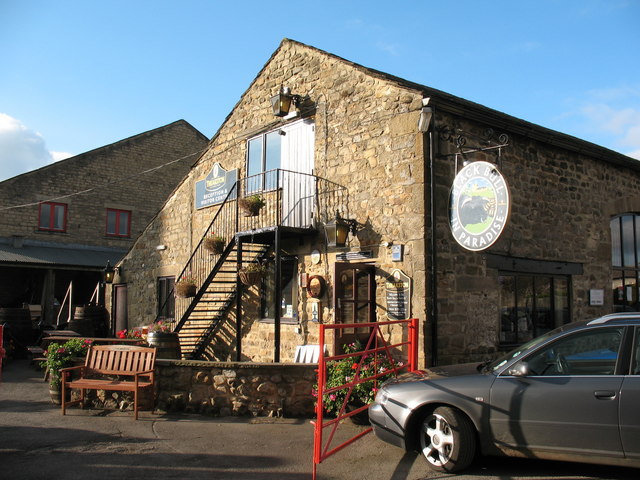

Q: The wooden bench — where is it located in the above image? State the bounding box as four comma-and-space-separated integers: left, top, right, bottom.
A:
60, 344, 156, 420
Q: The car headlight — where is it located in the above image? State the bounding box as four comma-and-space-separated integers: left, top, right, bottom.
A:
376, 387, 389, 405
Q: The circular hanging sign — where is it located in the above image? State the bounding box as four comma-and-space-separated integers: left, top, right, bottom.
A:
449, 161, 510, 251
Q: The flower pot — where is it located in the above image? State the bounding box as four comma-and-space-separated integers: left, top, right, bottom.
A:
204, 237, 225, 254
239, 197, 265, 217
175, 282, 197, 298
239, 270, 263, 286
49, 383, 71, 405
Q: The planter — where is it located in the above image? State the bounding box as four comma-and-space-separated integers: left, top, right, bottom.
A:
49, 383, 71, 405
204, 236, 225, 254
175, 281, 197, 298
147, 331, 181, 359
239, 196, 265, 217
239, 270, 263, 286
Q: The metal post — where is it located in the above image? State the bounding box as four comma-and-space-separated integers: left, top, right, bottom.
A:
274, 227, 282, 362
235, 236, 243, 362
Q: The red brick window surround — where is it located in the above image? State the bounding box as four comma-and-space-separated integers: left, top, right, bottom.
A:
106, 208, 131, 237
38, 202, 67, 232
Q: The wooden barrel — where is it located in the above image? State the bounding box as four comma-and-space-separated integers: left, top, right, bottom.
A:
69, 306, 107, 337
147, 331, 181, 359
0, 307, 34, 347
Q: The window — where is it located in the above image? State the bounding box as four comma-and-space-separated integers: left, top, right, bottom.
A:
247, 130, 282, 193
499, 274, 570, 345
38, 202, 67, 232
106, 209, 131, 237
157, 276, 175, 322
524, 327, 623, 376
245, 119, 315, 194
611, 214, 640, 311
260, 257, 298, 323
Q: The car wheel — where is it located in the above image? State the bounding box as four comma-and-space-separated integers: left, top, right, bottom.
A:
419, 406, 476, 473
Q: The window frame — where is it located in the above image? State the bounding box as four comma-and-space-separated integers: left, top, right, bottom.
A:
611, 214, 640, 311
246, 129, 282, 194
157, 276, 175, 322
499, 273, 571, 348
259, 256, 298, 325
106, 208, 132, 238
38, 201, 67, 232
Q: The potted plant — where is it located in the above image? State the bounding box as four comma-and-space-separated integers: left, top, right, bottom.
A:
314, 340, 402, 424
146, 321, 181, 359
238, 262, 267, 286
239, 194, 266, 217
175, 274, 197, 298
203, 233, 225, 254
41, 337, 92, 404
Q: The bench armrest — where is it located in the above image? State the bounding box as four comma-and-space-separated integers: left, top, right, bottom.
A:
60, 365, 85, 375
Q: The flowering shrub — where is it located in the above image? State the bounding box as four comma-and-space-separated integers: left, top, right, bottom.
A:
41, 338, 92, 388
315, 340, 402, 417
116, 329, 143, 339
147, 320, 171, 333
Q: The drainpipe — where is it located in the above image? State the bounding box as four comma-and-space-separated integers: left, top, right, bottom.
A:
420, 99, 438, 367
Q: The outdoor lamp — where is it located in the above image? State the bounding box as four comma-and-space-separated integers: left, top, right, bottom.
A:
324, 212, 358, 248
103, 261, 115, 284
270, 86, 301, 117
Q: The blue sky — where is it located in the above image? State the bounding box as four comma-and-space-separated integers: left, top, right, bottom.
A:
1, 0, 639, 181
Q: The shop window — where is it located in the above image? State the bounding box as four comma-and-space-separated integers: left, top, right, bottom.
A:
38, 202, 67, 232
499, 274, 570, 346
260, 257, 298, 324
106, 209, 131, 237
611, 214, 640, 311
157, 276, 175, 322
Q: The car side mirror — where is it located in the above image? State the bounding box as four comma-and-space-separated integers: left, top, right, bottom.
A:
508, 362, 529, 377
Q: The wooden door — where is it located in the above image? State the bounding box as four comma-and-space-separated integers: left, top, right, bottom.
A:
333, 262, 376, 353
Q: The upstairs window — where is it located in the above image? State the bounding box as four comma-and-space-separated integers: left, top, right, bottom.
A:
245, 119, 315, 194
247, 130, 282, 193
106, 209, 131, 237
38, 202, 67, 232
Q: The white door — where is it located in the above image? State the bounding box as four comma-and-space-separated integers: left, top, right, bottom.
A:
280, 119, 315, 227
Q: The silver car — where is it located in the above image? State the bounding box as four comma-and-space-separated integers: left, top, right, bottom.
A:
369, 313, 640, 472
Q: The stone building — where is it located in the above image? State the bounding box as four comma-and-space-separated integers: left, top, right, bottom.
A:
114, 39, 640, 367
0, 120, 208, 331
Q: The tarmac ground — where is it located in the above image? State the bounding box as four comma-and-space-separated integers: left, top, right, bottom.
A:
2, 359, 640, 480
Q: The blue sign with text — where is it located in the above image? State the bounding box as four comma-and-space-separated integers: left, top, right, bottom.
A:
195, 163, 238, 209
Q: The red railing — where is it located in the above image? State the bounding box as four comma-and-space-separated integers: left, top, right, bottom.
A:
312, 318, 419, 479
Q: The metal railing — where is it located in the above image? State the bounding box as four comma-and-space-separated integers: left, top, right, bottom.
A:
156, 169, 348, 336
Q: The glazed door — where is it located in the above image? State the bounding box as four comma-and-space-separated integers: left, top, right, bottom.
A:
333, 262, 376, 353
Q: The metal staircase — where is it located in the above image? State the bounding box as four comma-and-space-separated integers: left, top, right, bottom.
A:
154, 169, 348, 360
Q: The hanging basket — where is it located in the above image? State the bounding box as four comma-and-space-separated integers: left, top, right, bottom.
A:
204, 236, 225, 254
175, 281, 197, 298
239, 196, 265, 217
239, 270, 263, 286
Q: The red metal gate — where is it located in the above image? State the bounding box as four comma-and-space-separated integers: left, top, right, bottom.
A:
312, 318, 418, 479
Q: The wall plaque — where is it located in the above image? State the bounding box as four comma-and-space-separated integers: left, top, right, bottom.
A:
195, 163, 238, 209
385, 269, 411, 320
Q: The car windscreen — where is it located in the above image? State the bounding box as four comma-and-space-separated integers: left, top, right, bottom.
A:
483, 329, 561, 373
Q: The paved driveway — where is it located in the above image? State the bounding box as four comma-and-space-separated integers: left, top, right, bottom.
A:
0, 359, 638, 480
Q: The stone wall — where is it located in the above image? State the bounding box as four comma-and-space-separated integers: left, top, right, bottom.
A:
79, 360, 317, 418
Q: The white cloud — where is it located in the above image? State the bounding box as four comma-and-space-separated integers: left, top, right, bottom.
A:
562, 86, 640, 160
0, 113, 71, 181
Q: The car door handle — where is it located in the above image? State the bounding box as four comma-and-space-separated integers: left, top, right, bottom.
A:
594, 390, 616, 400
